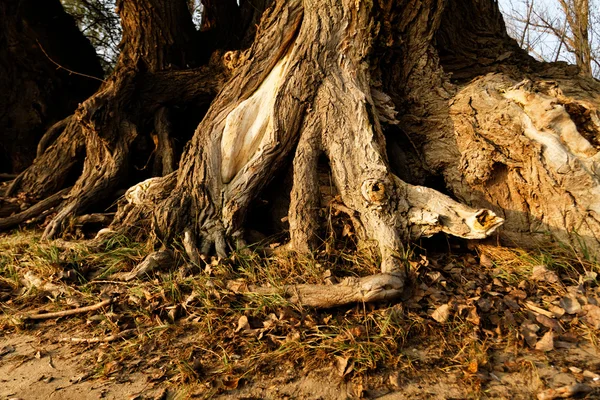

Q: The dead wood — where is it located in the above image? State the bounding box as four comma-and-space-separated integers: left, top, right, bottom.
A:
22, 298, 113, 321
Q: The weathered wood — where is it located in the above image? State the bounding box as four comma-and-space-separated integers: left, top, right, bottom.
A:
0, 187, 71, 231
22, 298, 113, 321
232, 272, 406, 308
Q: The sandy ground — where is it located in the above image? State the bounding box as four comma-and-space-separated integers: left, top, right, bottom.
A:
2, 331, 599, 399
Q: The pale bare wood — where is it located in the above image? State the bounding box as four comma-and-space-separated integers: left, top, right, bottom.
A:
23, 298, 113, 321
233, 273, 406, 308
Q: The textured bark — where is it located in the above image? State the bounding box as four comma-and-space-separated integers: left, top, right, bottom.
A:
0, 0, 102, 173
108, 0, 503, 304
3, 0, 600, 307
3, 0, 226, 234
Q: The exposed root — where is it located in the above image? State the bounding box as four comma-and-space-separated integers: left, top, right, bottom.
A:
71, 213, 115, 228
288, 122, 322, 253
37, 115, 72, 157
119, 250, 174, 281
22, 298, 113, 321
0, 173, 17, 181
236, 272, 406, 308
0, 187, 72, 231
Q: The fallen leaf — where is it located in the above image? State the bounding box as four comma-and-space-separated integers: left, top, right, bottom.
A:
431, 304, 451, 323
548, 304, 565, 318
537, 383, 592, 400
335, 356, 354, 377
235, 315, 250, 332
521, 322, 540, 348
525, 301, 556, 318
477, 298, 493, 312
479, 253, 494, 268
535, 331, 554, 352
531, 265, 559, 284
582, 304, 600, 329
536, 315, 564, 333
559, 296, 581, 315
511, 289, 528, 300
466, 306, 480, 325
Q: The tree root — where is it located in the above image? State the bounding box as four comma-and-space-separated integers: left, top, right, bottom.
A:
72, 213, 115, 228
0, 187, 72, 231
37, 115, 72, 157
22, 298, 113, 321
0, 173, 17, 181
233, 272, 407, 308
118, 250, 174, 281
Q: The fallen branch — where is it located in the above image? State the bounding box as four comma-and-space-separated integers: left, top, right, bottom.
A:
22, 298, 113, 321
60, 329, 135, 344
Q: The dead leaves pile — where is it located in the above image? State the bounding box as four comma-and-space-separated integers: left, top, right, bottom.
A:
406, 248, 600, 398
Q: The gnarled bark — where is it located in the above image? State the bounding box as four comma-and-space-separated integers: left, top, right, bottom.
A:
105, 0, 503, 307
4, 0, 600, 307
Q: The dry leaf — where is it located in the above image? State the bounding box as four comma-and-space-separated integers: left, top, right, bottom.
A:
477, 297, 493, 312
582, 304, 600, 329
531, 265, 559, 284
335, 356, 354, 377
521, 322, 540, 348
235, 315, 250, 333
559, 296, 581, 315
535, 331, 554, 352
525, 301, 555, 318
479, 253, 493, 268
431, 304, 451, 323
537, 383, 592, 399
536, 315, 563, 333
466, 306, 480, 325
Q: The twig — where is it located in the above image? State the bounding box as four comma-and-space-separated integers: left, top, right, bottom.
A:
36, 39, 105, 83
60, 329, 135, 344
22, 298, 113, 320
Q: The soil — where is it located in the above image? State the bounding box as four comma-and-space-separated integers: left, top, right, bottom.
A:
1, 325, 598, 399
1, 234, 600, 399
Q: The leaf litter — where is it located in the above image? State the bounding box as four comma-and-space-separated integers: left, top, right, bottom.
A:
0, 231, 599, 398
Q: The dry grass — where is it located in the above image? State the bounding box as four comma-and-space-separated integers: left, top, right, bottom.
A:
1, 229, 599, 398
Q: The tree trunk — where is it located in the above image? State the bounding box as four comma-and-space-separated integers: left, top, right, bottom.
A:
3, 0, 228, 233
3, 0, 600, 306
110, 0, 504, 286
0, 0, 103, 173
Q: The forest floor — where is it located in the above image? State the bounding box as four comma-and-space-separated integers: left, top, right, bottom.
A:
1, 228, 599, 400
